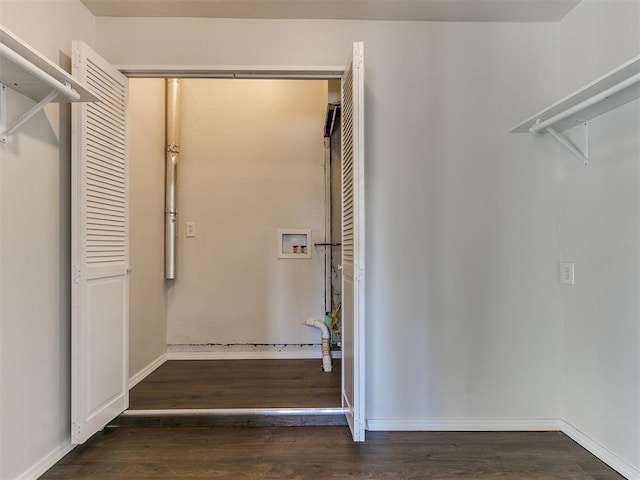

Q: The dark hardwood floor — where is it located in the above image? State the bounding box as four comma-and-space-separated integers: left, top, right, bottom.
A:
44, 360, 625, 479
129, 359, 341, 409
41, 427, 625, 479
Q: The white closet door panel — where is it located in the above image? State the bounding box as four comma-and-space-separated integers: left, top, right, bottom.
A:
341, 41, 366, 442
71, 40, 129, 445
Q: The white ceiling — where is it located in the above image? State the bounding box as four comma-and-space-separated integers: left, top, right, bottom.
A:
81, 0, 581, 22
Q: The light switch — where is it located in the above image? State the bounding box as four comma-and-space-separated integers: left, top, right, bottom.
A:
186, 221, 196, 238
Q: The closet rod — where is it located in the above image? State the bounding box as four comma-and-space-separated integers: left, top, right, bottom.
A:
0, 43, 80, 101
529, 71, 640, 133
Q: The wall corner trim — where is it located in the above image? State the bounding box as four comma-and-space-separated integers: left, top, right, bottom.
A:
559, 419, 640, 480
14, 440, 75, 480
128, 353, 168, 389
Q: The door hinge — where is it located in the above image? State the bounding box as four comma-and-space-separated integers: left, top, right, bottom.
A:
72, 419, 81, 440
354, 53, 364, 69
72, 50, 82, 71
354, 263, 364, 280
72, 266, 81, 283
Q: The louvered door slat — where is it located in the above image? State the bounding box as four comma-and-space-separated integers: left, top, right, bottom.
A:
87, 124, 126, 152
84, 66, 127, 257
86, 195, 125, 207
87, 145, 126, 170
87, 171, 125, 190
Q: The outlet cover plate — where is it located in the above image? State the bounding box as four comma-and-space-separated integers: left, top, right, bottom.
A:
186, 221, 196, 238
561, 262, 575, 285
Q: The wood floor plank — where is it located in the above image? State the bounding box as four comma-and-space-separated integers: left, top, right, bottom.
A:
111, 413, 348, 428
71, 361, 628, 479
129, 359, 341, 409
41, 428, 626, 479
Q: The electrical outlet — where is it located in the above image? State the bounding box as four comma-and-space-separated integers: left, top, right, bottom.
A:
186, 221, 196, 238
561, 262, 574, 285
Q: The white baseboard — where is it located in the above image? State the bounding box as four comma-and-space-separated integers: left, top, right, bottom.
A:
366, 417, 638, 479
15, 440, 74, 480
14, 352, 166, 479
167, 344, 341, 361
167, 351, 342, 360
366, 417, 561, 432
560, 420, 640, 480
128, 353, 168, 389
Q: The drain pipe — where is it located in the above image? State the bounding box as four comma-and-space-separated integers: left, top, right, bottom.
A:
303, 319, 332, 372
165, 78, 181, 280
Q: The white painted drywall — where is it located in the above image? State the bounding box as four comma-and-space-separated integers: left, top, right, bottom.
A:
128, 79, 168, 378
10, 9, 638, 478
165, 79, 327, 345
96, 18, 564, 422
0, 2, 95, 478
558, 0, 640, 472
0, 14, 566, 479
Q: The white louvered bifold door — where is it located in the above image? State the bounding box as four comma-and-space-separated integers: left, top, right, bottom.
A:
341, 41, 365, 442
71, 41, 129, 444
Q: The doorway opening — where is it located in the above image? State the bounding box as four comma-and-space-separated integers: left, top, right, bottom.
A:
71, 42, 364, 444
126, 76, 344, 413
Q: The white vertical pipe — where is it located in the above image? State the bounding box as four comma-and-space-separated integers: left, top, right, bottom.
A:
165, 79, 181, 280
303, 319, 332, 372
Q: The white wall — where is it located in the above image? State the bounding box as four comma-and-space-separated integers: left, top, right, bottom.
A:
7, 7, 636, 479
97, 18, 564, 424
128, 79, 167, 378
0, 1, 95, 478
165, 79, 327, 346
558, 0, 640, 474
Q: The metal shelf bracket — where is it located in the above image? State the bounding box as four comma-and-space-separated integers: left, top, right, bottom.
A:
544, 121, 589, 166
511, 55, 640, 167
1, 24, 97, 144
0, 84, 5, 140
0, 83, 61, 143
